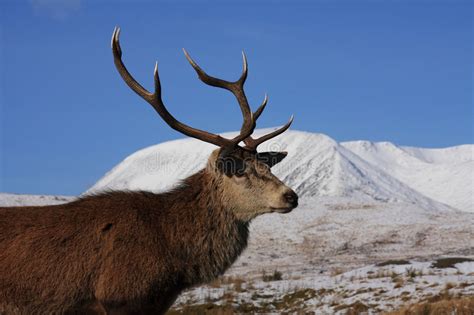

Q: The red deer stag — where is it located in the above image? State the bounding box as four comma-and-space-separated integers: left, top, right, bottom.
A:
0, 27, 298, 314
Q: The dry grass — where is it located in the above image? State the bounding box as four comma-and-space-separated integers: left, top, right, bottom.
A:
331, 266, 345, 276
167, 304, 234, 315
261, 269, 283, 282
444, 282, 455, 290
170, 288, 320, 314
385, 296, 474, 315
207, 275, 246, 290
376, 259, 410, 267
458, 282, 472, 289
405, 267, 423, 279
333, 301, 369, 314
272, 288, 317, 309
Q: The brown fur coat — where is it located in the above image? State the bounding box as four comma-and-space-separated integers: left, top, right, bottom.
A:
0, 171, 248, 314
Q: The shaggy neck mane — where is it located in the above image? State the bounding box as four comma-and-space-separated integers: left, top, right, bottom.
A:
158, 169, 250, 285
80, 168, 250, 286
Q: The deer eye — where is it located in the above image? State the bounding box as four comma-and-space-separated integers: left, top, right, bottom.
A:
216, 156, 246, 177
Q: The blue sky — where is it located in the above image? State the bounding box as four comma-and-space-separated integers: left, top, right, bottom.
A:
1, 0, 472, 195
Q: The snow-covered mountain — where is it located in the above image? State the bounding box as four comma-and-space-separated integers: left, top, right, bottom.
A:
86, 129, 472, 212
342, 141, 473, 213
0, 193, 75, 207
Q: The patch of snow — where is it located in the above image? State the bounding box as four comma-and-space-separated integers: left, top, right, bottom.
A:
455, 261, 474, 274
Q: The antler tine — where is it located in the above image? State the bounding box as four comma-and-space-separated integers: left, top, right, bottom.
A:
244, 115, 294, 151
232, 93, 267, 145
253, 94, 268, 120
182, 49, 254, 143
112, 27, 153, 102
239, 51, 248, 84
182, 49, 234, 89
112, 27, 233, 148
182, 49, 248, 88
242, 93, 293, 151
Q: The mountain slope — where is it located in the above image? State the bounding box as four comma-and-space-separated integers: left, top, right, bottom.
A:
342, 141, 473, 212
87, 129, 469, 212
0, 193, 74, 207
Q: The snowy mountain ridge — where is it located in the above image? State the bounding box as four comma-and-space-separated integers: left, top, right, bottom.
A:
86, 129, 473, 213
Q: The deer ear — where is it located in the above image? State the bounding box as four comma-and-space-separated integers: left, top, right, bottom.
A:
256, 151, 288, 168
216, 155, 247, 177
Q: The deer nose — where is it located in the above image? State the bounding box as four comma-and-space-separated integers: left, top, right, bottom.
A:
284, 190, 298, 207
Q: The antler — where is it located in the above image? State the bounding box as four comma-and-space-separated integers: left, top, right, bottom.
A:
244, 114, 294, 151
111, 27, 254, 148
182, 50, 255, 144
183, 52, 294, 151
111, 27, 293, 151
240, 92, 294, 150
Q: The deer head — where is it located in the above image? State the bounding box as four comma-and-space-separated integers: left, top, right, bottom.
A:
111, 27, 298, 221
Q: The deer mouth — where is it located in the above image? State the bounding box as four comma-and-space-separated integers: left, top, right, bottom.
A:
270, 207, 294, 214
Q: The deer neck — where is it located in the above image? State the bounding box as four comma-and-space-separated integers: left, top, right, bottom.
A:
168, 169, 249, 285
